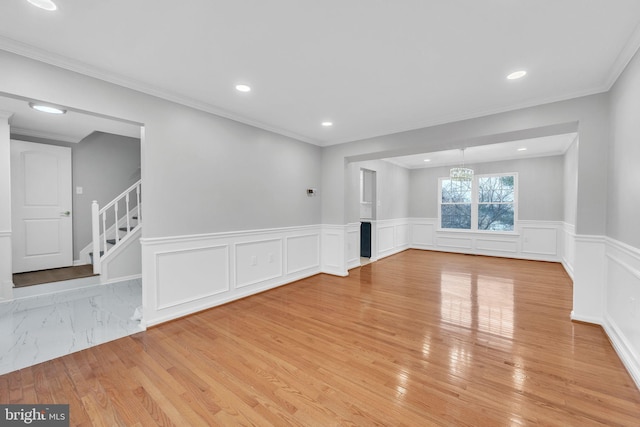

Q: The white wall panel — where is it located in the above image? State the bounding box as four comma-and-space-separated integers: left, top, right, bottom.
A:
410, 218, 564, 263
377, 225, 395, 253
156, 245, 229, 310
437, 236, 473, 249
522, 227, 557, 255
321, 227, 346, 276
0, 231, 12, 300
235, 239, 283, 288
286, 234, 320, 274
476, 238, 518, 253
396, 224, 409, 247
346, 223, 360, 270
604, 238, 640, 389
142, 225, 322, 326
412, 222, 435, 247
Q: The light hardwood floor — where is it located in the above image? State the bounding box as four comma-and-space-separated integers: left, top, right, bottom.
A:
1, 250, 639, 426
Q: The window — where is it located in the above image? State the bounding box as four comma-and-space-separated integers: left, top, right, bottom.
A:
439, 173, 516, 231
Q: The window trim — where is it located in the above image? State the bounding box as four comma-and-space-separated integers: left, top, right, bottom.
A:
437, 172, 518, 233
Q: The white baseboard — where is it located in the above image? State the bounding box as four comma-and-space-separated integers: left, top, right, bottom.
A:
603, 314, 640, 390
101, 273, 142, 285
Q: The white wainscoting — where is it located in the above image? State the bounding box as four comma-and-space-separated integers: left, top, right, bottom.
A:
0, 230, 13, 300
561, 223, 576, 280
409, 218, 563, 262
602, 238, 640, 389
346, 223, 361, 270
321, 224, 347, 277
141, 225, 322, 326
571, 235, 606, 325
376, 219, 411, 260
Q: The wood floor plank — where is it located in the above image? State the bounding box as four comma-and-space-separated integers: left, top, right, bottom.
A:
2, 250, 640, 426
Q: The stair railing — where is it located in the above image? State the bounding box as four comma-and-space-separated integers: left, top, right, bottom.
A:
91, 180, 142, 274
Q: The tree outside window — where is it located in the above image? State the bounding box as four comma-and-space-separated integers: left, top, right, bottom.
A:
439, 173, 516, 231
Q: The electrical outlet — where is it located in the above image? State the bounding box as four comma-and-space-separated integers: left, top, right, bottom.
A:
251, 256, 257, 266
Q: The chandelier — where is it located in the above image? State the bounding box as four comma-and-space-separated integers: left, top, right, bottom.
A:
450, 148, 473, 181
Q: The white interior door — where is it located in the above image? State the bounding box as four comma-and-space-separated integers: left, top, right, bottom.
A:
11, 140, 73, 273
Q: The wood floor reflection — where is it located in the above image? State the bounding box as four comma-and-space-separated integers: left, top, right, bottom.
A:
2, 250, 639, 426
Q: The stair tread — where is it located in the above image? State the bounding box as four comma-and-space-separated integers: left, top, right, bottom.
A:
119, 227, 136, 231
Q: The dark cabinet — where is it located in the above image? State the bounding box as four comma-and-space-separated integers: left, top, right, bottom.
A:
360, 222, 371, 258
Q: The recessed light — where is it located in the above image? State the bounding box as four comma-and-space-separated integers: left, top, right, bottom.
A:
321, 121, 333, 127
423, 159, 431, 162
517, 147, 527, 152
235, 84, 251, 93
29, 102, 66, 114
27, 0, 57, 11
507, 70, 527, 80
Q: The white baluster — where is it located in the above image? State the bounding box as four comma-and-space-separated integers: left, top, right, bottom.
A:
136, 183, 141, 223
114, 202, 119, 245
125, 193, 131, 234
102, 211, 107, 258
91, 201, 101, 274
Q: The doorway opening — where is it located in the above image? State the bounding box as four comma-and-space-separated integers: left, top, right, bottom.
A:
360, 168, 376, 265
2, 94, 143, 291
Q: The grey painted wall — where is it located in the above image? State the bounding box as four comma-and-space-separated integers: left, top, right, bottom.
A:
408, 155, 565, 221
563, 136, 579, 226
0, 50, 322, 240
10, 131, 141, 260
608, 45, 640, 249
346, 159, 410, 223
320, 94, 608, 239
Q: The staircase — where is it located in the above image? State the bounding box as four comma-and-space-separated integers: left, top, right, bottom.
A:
90, 180, 142, 275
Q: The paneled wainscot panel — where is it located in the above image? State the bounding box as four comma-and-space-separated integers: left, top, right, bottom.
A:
476, 238, 518, 253
412, 223, 435, 247
286, 234, 320, 275
236, 239, 283, 288
396, 224, 410, 247
156, 245, 229, 310
522, 227, 557, 255
437, 236, 473, 249
378, 226, 395, 254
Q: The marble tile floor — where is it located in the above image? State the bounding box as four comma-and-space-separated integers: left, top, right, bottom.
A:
0, 278, 144, 375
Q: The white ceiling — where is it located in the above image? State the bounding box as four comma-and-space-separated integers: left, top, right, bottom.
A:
384, 133, 577, 169
0, 1, 639, 147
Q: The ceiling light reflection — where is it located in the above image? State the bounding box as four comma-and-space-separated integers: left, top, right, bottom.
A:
27, 0, 57, 11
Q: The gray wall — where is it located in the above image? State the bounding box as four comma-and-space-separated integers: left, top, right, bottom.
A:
346, 159, 410, 223
0, 50, 322, 241
408, 156, 565, 221
608, 46, 640, 249
10, 131, 141, 260
563, 136, 579, 226
320, 93, 609, 239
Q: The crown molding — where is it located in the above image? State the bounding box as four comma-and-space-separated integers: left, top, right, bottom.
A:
604, 21, 640, 90
0, 37, 321, 147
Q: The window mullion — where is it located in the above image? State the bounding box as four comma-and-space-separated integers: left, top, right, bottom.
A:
471, 176, 478, 231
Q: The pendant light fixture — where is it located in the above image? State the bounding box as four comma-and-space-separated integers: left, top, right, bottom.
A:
450, 148, 473, 181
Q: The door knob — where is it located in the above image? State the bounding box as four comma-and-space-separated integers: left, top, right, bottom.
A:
60, 211, 71, 217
